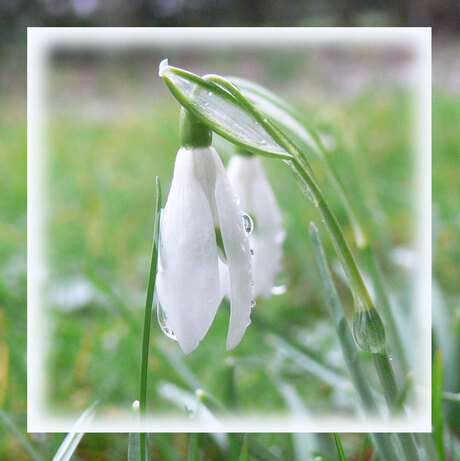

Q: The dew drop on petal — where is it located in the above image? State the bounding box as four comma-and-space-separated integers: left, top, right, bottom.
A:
250, 249, 254, 256
242, 212, 254, 234
157, 301, 177, 341
250, 299, 256, 308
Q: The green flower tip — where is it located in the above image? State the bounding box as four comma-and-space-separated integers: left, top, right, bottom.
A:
353, 307, 386, 353
179, 107, 212, 147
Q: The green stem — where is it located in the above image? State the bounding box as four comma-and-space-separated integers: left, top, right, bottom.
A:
290, 157, 373, 312
372, 352, 420, 461
139, 177, 162, 461
361, 244, 409, 376
310, 223, 400, 460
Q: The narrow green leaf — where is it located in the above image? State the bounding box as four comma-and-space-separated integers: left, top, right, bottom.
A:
0, 409, 45, 461
139, 177, 161, 461
334, 434, 347, 461
267, 334, 348, 390
52, 401, 98, 461
442, 391, 460, 403
392, 372, 413, 413
433, 348, 446, 461
159, 60, 291, 159
238, 434, 248, 461
188, 434, 199, 461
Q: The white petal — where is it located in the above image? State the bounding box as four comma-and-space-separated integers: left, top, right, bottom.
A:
228, 155, 284, 298
211, 148, 254, 350
156, 147, 222, 354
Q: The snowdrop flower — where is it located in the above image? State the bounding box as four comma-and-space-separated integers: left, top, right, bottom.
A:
227, 152, 285, 298
156, 109, 254, 354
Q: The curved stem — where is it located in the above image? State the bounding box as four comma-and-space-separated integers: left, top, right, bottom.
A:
290, 157, 373, 312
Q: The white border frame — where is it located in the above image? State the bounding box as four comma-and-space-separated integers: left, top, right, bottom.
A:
28, 27, 432, 433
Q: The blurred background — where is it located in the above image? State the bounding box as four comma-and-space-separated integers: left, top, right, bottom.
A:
1, 3, 459, 460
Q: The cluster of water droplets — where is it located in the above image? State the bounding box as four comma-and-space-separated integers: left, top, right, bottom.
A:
242, 212, 257, 309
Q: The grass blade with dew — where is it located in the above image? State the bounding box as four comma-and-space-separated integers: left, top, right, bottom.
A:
310, 222, 400, 461
139, 176, 161, 461
334, 434, 347, 461
0, 409, 45, 461
433, 348, 446, 461
52, 401, 98, 461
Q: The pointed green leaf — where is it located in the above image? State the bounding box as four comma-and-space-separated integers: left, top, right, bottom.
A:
334, 434, 347, 461
52, 401, 98, 461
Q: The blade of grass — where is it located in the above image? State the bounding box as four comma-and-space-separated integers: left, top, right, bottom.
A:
238, 434, 248, 461
433, 348, 446, 461
267, 333, 349, 390
309, 222, 400, 461
372, 352, 420, 461
0, 409, 45, 461
334, 434, 347, 461
231, 434, 282, 461
139, 177, 162, 461
188, 434, 199, 461
52, 401, 98, 461
391, 372, 413, 413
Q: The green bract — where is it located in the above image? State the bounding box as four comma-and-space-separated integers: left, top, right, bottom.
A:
159, 59, 291, 159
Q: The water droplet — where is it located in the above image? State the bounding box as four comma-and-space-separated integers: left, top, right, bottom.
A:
184, 405, 195, 418
250, 249, 254, 256
260, 139, 267, 145
271, 272, 288, 296
242, 213, 254, 234
250, 299, 256, 308
207, 91, 213, 96
157, 302, 177, 341
271, 284, 287, 296
254, 121, 259, 126
389, 355, 393, 361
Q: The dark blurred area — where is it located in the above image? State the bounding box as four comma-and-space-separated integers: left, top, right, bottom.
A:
1, 0, 460, 97
1, 0, 460, 39
1, 0, 460, 29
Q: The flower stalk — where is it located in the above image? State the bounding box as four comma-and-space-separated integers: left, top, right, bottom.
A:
139, 177, 161, 461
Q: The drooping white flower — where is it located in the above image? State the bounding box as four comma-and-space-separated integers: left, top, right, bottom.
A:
227, 154, 285, 298
156, 145, 254, 354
